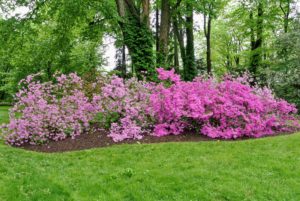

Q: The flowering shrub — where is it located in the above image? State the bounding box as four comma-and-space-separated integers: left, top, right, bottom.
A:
99, 76, 154, 142
1, 73, 98, 145
1, 68, 299, 145
150, 68, 300, 139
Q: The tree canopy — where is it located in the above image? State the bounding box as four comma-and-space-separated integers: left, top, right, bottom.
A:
0, 0, 299, 108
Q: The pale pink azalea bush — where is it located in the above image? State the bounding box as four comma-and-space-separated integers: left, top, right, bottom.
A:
151, 68, 300, 139
0, 73, 154, 144
100, 76, 154, 142
1, 73, 98, 145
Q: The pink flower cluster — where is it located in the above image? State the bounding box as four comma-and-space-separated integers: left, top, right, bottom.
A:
151, 68, 300, 139
1, 73, 98, 145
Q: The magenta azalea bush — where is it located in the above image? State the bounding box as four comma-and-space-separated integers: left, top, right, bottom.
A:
1, 68, 299, 145
151, 69, 299, 138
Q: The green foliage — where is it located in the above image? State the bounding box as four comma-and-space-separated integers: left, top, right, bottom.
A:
0, 0, 115, 100
122, 16, 156, 80
267, 19, 300, 110
92, 112, 120, 129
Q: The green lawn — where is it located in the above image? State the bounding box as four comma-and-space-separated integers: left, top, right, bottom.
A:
0, 106, 300, 200
0, 106, 10, 124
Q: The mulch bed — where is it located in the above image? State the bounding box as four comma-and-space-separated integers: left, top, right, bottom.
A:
20, 131, 215, 153
18, 129, 296, 153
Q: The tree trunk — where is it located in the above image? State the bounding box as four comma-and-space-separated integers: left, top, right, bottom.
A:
204, 14, 212, 75
122, 44, 126, 78
173, 17, 186, 71
156, 4, 160, 53
249, 10, 256, 76
250, 2, 264, 82
115, 0, 155, 80
158, 0, 171, 67
141, 0, 150, 27
280, 0, 290, 33
234, 56, 240, 67
279, 0, 290, 63
174, 32, 180, 73
184, 2, 196, 81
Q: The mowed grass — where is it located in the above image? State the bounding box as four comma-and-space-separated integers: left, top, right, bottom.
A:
0, 106, 300, 201
0, 106, 10, 124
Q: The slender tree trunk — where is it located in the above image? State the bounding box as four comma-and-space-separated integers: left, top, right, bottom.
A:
279, 0, 290, 64
156, 4, 160, 52
173, 17, 186, 71
250, 2, 264, 82
234, 56, 240, 67
226, 55, 230, 68
256, 2, 263, 54
174, 32, 180, 73
158, 0, 171, 67
284, 14, 289, 33
46, 61, 52, 79
122, 44, 126, 78
184, 2, 196, 81
204, 14, 212, 75
280, 0, 290, 33
249, 10, 256, 76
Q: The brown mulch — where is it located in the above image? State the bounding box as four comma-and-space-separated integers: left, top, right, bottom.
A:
20, 130, 218, 153
19, 130, 297, 153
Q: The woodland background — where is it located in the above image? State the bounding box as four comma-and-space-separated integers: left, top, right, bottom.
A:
0, 0, 299, 109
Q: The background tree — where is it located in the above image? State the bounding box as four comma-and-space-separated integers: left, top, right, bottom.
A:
115, 0, 155, 80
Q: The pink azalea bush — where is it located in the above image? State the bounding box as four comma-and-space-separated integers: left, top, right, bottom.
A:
1, 73, 98, 145
150, 68, 300, 139
100, 76, 154, 142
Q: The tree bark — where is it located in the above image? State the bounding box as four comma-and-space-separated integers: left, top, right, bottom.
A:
141, 0, 150, 27
122, 44, 126, 78
158, 0, 171, 67
204, 14, 212, 75
249, 2, 263, 82
184, 2, 196, 81
173, 16, 186, 71
156, 4, 160, 53
116, 0, 126, 18
174, 32, 180, 73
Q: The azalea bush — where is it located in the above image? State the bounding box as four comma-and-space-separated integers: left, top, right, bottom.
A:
0, 73, 154, 144
0, 73, 98, 145
98, 76, 154, 142
1, 69, 299, 146
151, 69, 300, 139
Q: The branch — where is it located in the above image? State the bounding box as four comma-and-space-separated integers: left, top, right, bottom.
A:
279, 1, 286, 16
124, 0, 140, 20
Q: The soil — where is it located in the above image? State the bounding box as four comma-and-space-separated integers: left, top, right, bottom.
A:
20, 130, 216, 153
18, 129, 296, 153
